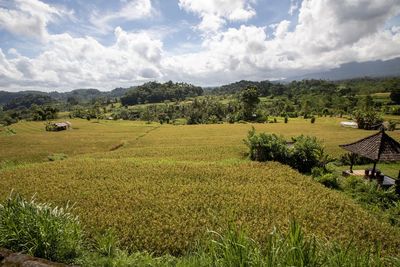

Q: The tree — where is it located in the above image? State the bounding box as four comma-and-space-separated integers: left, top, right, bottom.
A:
239, 86, 260, 121
390, 89, 400, 104
353, 109, 383, 130
67, 96, 79, 106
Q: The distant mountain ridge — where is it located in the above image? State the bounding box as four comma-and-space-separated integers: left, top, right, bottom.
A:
1, 57, 400, 106
286, 57, 400, 81
0, 87, 131, 105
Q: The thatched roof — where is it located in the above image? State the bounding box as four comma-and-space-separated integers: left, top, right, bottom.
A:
340, 129, 400, 161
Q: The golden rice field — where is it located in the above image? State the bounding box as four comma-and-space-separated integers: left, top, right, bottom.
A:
1, 117, 400, 255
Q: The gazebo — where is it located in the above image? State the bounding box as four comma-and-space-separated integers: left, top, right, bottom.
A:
340, 128, 400, 187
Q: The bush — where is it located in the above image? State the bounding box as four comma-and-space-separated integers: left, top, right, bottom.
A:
388, 121, 397, 131
290, 135, 324, 173
353, 110, 383, 130
245, 129, 328, 174
311, 167, 325, 178
0, 193, 83, 263
244, 127, 288, 162
315, 173, 340, 189
311, 116, 316, 123
341, 176, 399, 209
284, 116, 288, 123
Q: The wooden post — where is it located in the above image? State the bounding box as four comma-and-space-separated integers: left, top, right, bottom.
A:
372, 161, 377, 175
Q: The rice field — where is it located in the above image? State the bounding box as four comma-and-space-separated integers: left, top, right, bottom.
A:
1, 117, 400, 255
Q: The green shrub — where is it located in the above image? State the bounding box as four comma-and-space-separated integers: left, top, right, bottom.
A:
245, 129, 328, 174
353, 110, 383, 130
315, 173, 340, 189
386, 201, 400, 227
311, 166, 325, 178
388, 121, 397, 131
94, 229, 119, 257
341, 176, 399, 209
0, 193, 83, 263
290, 135, 324, 173
244, 127, 288, 162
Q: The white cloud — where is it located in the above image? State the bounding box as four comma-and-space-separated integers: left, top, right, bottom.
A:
273, 20, 290, 39
167, 0, 400, 84
0, 0, 74, 41
0, 26, 164, 91
288, 0, 299, 16
178, 0, 256, 33
1, 0, 400, 91
90, 0, 153, 33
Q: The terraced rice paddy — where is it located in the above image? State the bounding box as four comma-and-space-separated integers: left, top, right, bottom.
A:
1, 117, 400, 255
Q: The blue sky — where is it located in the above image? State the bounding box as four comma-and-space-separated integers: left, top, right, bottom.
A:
0, 0, 399, 91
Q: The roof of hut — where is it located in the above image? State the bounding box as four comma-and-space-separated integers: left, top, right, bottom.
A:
54, 122, 69, 127
339, 129, 400, 161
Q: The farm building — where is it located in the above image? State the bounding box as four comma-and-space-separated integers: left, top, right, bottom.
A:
45, 121, 71, 132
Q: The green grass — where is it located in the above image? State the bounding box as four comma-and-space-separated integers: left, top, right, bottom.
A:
2, 194, 398, 266
1, 117, 400, 258
0, 193, 83, 263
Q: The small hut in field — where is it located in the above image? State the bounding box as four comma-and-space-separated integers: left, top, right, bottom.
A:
340, 128, 400, 189
45, 121, 71, 132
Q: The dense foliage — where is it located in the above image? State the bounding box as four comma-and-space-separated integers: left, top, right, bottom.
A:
353, 109, 383, 129
2, 77, 400, 126
244, 127, 288, 162
245, 128, 327, 173
3, 94, 54, 110
121, 81, 203, 106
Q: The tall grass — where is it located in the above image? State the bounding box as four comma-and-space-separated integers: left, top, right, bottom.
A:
1, 193, 398, 266
79, 220, 399, 267
196, 221, 397, 267
0, 192, 83, 263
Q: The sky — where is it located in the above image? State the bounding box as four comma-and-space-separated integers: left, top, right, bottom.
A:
0, 0, 400, 92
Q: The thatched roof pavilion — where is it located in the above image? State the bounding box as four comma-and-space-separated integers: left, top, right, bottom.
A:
340, 128, 400, 177
340, 128, 400, 162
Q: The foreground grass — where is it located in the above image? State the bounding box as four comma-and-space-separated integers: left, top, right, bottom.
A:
1, 194, 399, 266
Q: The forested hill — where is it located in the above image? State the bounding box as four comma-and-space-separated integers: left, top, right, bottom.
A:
209, 77, 400, 96
1, 77, 399, 107
120, 81, 203, 106
0, 88, 129, 106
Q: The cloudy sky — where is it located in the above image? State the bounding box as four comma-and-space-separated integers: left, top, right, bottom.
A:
0, 0, 400, 92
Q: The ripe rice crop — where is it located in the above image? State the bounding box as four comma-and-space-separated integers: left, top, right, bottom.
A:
1, 159, 399, 255
1, 117, 400, 256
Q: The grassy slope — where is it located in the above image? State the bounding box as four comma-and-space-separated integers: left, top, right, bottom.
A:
1, 117, 400, 255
